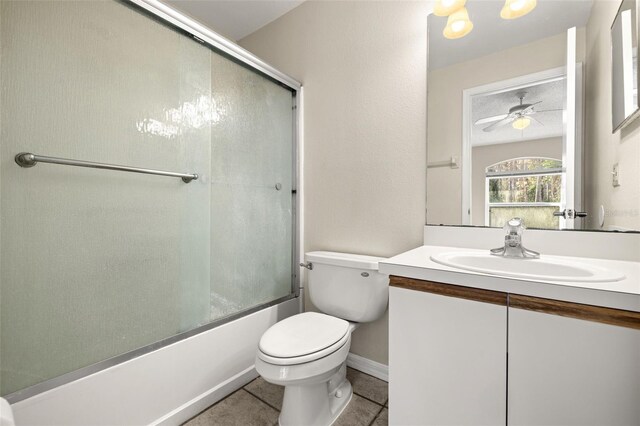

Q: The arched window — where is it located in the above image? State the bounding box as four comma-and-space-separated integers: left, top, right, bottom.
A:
485, 157, 563, 229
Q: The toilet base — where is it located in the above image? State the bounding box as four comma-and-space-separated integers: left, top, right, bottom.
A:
279, 364, 353, 426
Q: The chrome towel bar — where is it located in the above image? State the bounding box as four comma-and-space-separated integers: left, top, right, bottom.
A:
15, 152, 198, 183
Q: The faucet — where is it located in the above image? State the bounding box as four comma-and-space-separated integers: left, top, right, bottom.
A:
490, 217, 540, 259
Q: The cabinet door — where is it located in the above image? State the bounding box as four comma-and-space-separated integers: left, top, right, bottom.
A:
389, 285, 507, 426
508, 303, 640, 426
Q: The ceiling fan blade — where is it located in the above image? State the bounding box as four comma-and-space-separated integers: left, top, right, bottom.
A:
483, 116, 514, 132
521, 101, 543, 114
534, 108, 564, 113
475, 114, 508, 125
529, 116, 545, 126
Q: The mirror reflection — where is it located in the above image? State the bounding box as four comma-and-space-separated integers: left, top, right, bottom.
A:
426, 0, 640, 232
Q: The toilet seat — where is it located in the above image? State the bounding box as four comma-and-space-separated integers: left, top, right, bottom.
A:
258, 312, 350, 366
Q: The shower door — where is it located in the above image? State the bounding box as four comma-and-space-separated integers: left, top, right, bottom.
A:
0, 0, 298, 401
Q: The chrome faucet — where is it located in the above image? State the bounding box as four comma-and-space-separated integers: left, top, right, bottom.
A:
490, 217, 540, 259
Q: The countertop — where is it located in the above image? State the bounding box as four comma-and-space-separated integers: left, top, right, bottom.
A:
379, 245, 640, 312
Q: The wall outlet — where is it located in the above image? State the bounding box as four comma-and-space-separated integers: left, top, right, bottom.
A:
612, 163, 620, 187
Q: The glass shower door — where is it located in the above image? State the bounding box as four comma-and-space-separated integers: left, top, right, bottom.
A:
209, 54, 294, 319
0, 0, 296, 400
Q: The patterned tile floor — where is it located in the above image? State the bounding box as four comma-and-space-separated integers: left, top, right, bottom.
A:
184, 368, 388, 426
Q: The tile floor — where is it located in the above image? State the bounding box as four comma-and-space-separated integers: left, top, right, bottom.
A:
184, 368, 388, 426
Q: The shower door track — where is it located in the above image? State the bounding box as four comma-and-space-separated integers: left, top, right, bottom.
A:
5, 0, 302, 404
129, 0, 301, 92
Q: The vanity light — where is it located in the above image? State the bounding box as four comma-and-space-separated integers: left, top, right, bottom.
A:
443, 7, 473, 39
500, 0, 537, 19
433, 0, 466, 17
512, 116, 531, 130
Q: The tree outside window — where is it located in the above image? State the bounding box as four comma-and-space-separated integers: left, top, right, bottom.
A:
486, 158, 562, 229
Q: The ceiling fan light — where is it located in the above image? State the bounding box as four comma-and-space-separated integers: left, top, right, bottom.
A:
433, 0, 466, 17
500, 0, 537, 19
443, 7, 473, 39
512, 117, 531, 130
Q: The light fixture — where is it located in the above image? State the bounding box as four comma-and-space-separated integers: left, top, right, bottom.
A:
443, 7, 473, 39
512, 116, 531, 130
500, 0, 537, 19
433, 0, 466, 17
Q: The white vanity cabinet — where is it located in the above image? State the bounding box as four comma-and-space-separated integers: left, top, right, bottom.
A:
389, 276, 640, 426
508, 296, 640, 426
389, 280, 508, 426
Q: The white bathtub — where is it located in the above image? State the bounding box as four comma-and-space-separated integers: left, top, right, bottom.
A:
11, 298, 300, 425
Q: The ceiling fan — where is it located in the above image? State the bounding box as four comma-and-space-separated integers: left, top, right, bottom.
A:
475, 92, 562, 132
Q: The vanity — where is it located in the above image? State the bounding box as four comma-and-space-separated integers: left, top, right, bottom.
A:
381, 227, 640, 426
388, 0, 640, 422
409, 0, 640, 422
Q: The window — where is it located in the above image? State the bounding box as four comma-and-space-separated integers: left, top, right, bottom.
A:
486, 157, 562, 229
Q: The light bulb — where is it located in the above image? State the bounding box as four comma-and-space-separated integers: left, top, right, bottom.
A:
451, 20, 466, 32
510, 0, 525, 11
512, 117, 531, 130
433, 0, 466, 17
500, 0, 536, 19
443, 7, 473, 39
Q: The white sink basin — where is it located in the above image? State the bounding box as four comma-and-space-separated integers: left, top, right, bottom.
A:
430, 252, 626, 283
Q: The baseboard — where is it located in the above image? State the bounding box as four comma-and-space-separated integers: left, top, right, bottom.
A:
346, 353, 388, 382
152, 366, 259, 426
153, 354, 387, 425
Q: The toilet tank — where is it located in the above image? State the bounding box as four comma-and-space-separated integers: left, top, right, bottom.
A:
305, 251, 389, 323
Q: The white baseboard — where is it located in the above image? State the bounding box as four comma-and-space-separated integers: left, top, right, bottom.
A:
347, 353, 388, 382
154, 353, 387, 425
159, 354, 388, 425
153, 366, 259, 425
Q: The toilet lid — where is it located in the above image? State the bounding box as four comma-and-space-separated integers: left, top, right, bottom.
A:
259, 312, 350, 358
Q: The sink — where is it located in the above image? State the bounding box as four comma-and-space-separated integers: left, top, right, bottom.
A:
430, 251, 626, 283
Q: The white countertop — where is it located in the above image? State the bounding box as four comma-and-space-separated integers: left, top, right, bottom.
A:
379, 245, 640, 312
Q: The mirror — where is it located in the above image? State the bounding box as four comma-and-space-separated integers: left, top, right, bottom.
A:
612, 0, 639, 131
426, 0, 640, 232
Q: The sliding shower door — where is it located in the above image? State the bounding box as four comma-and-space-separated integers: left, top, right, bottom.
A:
0, 0, 297, 399
209, 55, 294, 319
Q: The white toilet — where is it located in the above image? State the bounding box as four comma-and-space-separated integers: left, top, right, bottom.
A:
255, 251, 389, 426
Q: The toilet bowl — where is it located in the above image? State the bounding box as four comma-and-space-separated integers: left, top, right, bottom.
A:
255, 251, 388, 426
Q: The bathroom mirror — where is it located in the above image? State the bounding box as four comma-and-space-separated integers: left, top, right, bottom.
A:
426, 0, 640, 232
612, 0, 640, 132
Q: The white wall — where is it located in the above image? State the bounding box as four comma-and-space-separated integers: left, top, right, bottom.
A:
427, 30, 586, 225
240, 0, 429, 365
584, 0, 640, 231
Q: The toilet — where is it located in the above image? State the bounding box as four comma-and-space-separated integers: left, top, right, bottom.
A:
255, 251, 389, 426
